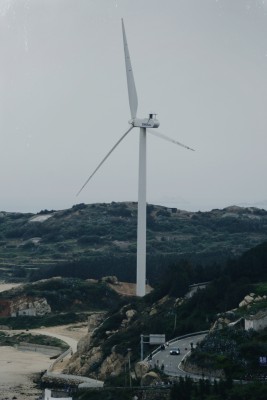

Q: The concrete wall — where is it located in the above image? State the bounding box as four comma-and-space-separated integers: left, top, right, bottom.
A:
18, 307, 36, 316
44, 388, 72, 400
17, 342, 62, 356
245, 313, 267, 331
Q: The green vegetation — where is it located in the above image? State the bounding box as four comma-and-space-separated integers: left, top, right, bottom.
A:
169, 378, 267, 400
0, 278, 122, 311
0, 331, 68, 350
85, 241, 267, 380
254, 282, 267, 296
0, 312, 86, 330
0, 277, 125, 329
75, 388, 150, 400
1, 203, 267, 283
74, 379, 267, 400
189, 327, 267, 379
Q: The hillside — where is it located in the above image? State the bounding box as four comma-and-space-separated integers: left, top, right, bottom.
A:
0, 240, 266, 398
59, 241, 267, 388
1, 202, 267, 282
0, 277, 125, 329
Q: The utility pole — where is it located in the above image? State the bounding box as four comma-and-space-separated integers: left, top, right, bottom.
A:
140, 334, 150, 361
127, 348, 132, 387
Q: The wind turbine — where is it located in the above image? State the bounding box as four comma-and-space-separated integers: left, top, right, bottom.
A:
77, 19, 194, 297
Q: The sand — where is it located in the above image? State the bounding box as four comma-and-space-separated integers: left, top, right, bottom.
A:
0, 284, 89, 398
0, 346, 51, 400
0, 283, 22, 293
0, 323, 88, 400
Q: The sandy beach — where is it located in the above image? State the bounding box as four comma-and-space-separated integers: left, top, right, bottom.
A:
0, 284, 89, 399
0, 346, 51, 400
0, 302, 87, 400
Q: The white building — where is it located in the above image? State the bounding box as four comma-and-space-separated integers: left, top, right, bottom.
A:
245, 310, 267, 331
186, 282, 210, 299
18, 307, 37, 316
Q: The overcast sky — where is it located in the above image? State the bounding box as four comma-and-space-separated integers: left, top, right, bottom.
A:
1, 0, 267, 213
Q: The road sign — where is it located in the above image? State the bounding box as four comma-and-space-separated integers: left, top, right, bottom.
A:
149, 334, 166, 345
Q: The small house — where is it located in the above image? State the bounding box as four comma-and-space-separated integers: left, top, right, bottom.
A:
245, 310, 267, 331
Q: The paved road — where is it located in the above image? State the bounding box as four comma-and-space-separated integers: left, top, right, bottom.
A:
149, 333, 207, 377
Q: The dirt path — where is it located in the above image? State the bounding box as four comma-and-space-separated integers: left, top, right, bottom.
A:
108, 281, 152, 296
0, 283, 22, 292
31, 323, 88, 351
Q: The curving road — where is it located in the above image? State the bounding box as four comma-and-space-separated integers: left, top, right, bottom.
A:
149, 333, 207, 378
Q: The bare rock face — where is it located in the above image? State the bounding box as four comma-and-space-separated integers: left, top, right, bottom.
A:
174, 298, 184, 307
100, 276, 119, 285
10, 296, 51, 316
65, 345, 103, 377
149, 307, 157, 316
135, 361, 150, 379
126, 309, 136, 319
66, 344, 127, 381
98, 348, 125, 379
77, 333, 92, 354
88, 312, 106, 331
149, 295, 171, 317
141, 371, 161, 386
239, 293, 265, 309
210, 317, 231, 331
255, 296, 263, 302
64, 307, 132, 380
239, 300, 247, 308
244, 295, 254, 304
33, 298, 51, 315
121, 309, 137, 328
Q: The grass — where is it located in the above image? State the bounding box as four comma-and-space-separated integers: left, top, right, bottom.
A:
0, 312, 87, 330
0, 331, 68, 350
253, 282, 267, 296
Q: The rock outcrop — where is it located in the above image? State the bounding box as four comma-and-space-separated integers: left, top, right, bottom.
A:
10, 296, 51, 316
239, 293, 267, 309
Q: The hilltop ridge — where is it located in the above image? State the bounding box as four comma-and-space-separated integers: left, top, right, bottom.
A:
1, 202, 267, 282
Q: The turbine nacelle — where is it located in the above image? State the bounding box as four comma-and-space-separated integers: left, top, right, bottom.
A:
129, 114, 160, 129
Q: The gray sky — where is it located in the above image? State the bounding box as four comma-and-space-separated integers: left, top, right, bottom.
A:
1, 0, 267, 213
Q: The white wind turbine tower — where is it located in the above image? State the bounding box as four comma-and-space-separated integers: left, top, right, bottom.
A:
77, 19, 194, 297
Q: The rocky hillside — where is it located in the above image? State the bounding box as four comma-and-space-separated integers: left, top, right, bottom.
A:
62, 241, 267, 384
0, 276, 124, 329
1, 202, 267, 282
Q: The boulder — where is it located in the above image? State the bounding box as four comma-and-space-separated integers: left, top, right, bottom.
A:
100, 276, 119, 284
99, 349, 125, 378
239, 299, 247, 308
141, 371, 161, 386
77, 333, 92, 354
126, 309, 137, 320
244, 295, 254, 304
135, 361, 150, 378
255, 296, 263, 302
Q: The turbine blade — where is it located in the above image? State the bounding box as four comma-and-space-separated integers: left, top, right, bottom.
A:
122, 18, 138, 119
147, 129, 195, 151
77, 126, 134, 196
